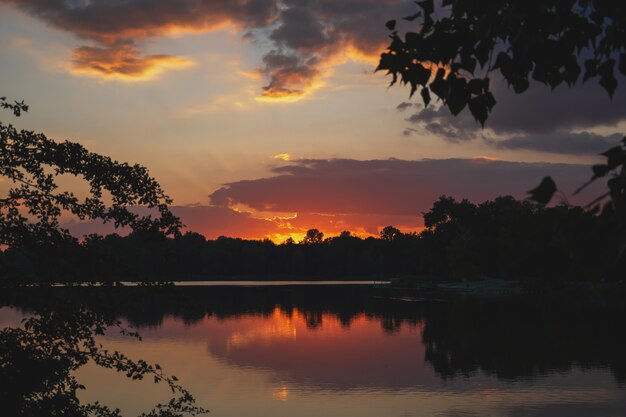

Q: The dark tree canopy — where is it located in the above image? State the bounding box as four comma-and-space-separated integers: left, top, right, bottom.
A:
377, 1, 626, 241
0, 97, 181, 249
302, 228, 324, 244
377, 0, 625, 125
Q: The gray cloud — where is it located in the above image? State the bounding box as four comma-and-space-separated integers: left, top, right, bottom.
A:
405, 107, 481, 142
209, 158, 601, 217
396, 102, 414, 111
3, 0, 277, 41
486, 76, 626, 134
1, 0, 413, 92
6, 0, 624, 133
403, 75, 626, 153
493, 131, 624, 155
2, 0, 278, 79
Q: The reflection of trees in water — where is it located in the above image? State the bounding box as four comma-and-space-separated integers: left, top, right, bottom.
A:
422, 297, 626, 382
0, 291, 207, 417
3, 286, 626, 405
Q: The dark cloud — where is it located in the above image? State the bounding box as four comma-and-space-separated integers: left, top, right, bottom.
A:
403, 75, 626, 153
7, 0, 624, 131
396, 102, 414, 111
209, 158, 600, 218
493, 131, 624, 155
1, 0, 412, 91
269, 3, 328, 50
2, 0, 278, 79
405, 107, 480, 142
486, 76, 626, 134
258, 51, 321, 100
258, 0, 413, 99
68, 158, 606, 240
4, 0, 277, 41
404, 72, 626, 138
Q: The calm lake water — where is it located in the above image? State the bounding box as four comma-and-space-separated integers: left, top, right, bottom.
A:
2, 285, 626, 416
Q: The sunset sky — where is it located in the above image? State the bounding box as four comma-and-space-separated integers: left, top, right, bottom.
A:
1, 0, 624, 242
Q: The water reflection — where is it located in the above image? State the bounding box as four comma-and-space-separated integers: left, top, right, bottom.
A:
2, 285, 626, 416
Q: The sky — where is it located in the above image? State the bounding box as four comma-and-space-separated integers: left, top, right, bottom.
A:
1, 0, 625, 242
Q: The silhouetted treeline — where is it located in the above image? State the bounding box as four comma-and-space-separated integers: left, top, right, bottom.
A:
1, 196, 624, 284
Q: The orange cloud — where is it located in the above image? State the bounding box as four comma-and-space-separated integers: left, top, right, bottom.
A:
70, 43, 193, 81
3, 0, 409, 91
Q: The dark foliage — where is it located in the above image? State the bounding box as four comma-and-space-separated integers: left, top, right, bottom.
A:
377, 1, 625, 123
377, 2, 626, 243
0, 98, 181, 250
1, 98, 201, 416
0, 294, 208, 417
2, 196, 623, 283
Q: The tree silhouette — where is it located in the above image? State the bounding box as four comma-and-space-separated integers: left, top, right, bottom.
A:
0, 98, 205, 416
377, 1, 625, 124
377, 1, 626, 247
0, 97, 181, 251
303, 228, 324, 244
380, 225, 402, 241
0, 294, 208, 417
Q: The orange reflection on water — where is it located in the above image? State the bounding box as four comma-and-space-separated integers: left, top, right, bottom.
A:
272, 385, 289, 401
227, 307, 298, 350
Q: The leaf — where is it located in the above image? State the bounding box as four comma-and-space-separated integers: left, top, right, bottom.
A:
467, 79, 484, 95
413, 63, 432, 86
601, 146, 625, 170
484, 92, 496, 111
468, 97, 487, 126
421, 87, 431, 107
429, 69, 448, 99
447, 77, 468, 115
385, 20, 397, 31
528, 176, 557, 205
512, 78, 530, 94
461, 56, 477, 74
417, 0, 434, 15
583, 59, 598, 82
599, 73, 617, 99
598, 59, 617, 98
492, 52, 511, 71
592, 164, 610, 178
563, 55, 581, 86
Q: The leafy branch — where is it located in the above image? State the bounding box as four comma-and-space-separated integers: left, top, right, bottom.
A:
0, 303, 208, 417
1, 98, 182, 249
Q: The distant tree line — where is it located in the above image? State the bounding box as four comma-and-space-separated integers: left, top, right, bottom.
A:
1, 195, 624, 285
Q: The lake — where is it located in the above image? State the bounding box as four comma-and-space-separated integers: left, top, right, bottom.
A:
2, 284, 625, 416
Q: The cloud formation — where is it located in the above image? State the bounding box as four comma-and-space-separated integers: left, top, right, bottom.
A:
67, 158, 604, 241
70, 42, 192, 80
493, 131, 624, 155
209, 157, 599, 228
402, 75, 626, 155
256, 0, 411, 100
2, 0, 410, 95
2, 0, 277, 80
66, 205, 282, 240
